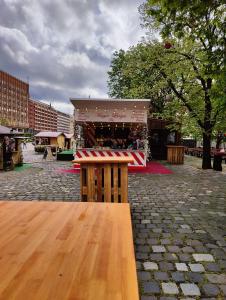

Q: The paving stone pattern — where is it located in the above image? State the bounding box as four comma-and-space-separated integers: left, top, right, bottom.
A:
0, 152, 226, 299
0, 161, 80, 201
131, 165, 226, 299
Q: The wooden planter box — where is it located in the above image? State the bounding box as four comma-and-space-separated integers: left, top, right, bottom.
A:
73, 156, 133, 203
167, 145, 184, 164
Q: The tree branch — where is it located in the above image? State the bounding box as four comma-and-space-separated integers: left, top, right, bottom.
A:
158, 67, 205, 129
170, 50, 214, 103
211, 109, 220, 127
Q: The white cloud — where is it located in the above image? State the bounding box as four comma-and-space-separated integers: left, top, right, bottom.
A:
41, 100, 74, 115
0, 0, 145, 114
59, 52, 97, 70
0, 25, 39, 65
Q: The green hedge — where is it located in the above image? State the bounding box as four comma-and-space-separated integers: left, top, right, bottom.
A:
34, 145, 57, 153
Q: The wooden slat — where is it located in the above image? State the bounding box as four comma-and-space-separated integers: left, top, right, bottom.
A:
96, 165, 103, 202
79, 158, 130, 203
104, 164, 111, 202
120, 163, 128, 203
87, 165, 95, 202
113, 164, 119, 203
167, 146, 184, 164
0, 201, 139, 300
80, 168, 84, 200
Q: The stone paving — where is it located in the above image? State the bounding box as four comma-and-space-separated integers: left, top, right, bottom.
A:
0, 152, 225, 299
131, 166, 226, 299
22, 142, 43, 163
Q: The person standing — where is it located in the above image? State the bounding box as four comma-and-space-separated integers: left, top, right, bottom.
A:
43, 147, 48, 160
23, 140, 27, 149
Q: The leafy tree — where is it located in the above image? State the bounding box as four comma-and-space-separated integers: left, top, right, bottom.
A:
108, 50, 129, 99
0, 118, 9, 126
139, 0, 226, 169
108, 42, 170, 113
108, 35, 226, 168
108, 0, 226, 169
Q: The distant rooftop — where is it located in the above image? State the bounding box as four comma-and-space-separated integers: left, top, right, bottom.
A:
0, 125, 11, 135
0, 70, 28, 85
35, 131, 65, 138
30, 98, 72, 116
64, 133, 74, 139
0, 125, 19, 135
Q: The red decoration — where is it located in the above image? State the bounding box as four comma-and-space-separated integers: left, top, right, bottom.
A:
164, 42, 172, 49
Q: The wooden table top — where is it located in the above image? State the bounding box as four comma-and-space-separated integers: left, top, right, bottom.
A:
73, 156, 134, 164
0, 201, 139, 300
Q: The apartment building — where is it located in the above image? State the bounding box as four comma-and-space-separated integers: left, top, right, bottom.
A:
57, 110, 72, 134
0, 70, 29, 129
28, 99, 57, 132
69, 115, 75, 134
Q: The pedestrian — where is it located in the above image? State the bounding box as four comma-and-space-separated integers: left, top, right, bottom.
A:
23, 140, 27, 149
43, 147, 48, 160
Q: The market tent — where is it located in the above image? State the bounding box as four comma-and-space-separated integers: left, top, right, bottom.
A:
34, 132, 66, 149
0, 125, 18, 135
35, 131, 65, 138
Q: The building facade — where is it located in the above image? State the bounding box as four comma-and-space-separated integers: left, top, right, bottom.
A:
69, 115, 75, 135
28, 99, 57, 132
57, 111, 72, 134
0, 70, 29, 129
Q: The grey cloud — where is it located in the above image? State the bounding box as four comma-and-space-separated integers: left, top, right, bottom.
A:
0, 0, 144, 114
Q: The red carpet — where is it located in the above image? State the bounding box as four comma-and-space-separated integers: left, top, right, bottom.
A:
57, 162, 173, 175
128, 161, 173, 174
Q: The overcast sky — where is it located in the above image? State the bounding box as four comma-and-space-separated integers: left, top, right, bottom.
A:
0, 0, 146, 114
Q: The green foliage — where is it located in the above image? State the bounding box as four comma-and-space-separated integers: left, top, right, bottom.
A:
107, 50, 129, 99
108, 0, 226, 167
108, 42, 171, 113
34, 145, 57, 153
34, 145, 46, 153
140, 0, 225, 62
108, 1, 226, 137
108, 38, 225, 135
140, 1, 226, 122
0, 118, 9, 126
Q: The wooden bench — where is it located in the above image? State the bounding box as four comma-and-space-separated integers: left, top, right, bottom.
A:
73, 156, 134, 203
0, 201, 139, 300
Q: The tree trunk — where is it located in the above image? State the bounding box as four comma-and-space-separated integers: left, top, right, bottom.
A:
202, 132, 212, 169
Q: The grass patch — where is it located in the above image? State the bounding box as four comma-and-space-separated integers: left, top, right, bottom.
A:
59, 150, 74, 155
15, 163, 33, 172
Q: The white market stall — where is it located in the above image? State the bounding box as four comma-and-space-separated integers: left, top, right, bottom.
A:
70, 98, 150, 167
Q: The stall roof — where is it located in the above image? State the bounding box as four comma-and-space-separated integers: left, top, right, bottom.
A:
35, 131, 65, 138
65, 133, 74, 139
70, 98, 150, 102
70, 98, 150, 109
0, 125, 20, 135
0, 125, 22, 135
0, 125, 11, 135
70, 98, 150, 124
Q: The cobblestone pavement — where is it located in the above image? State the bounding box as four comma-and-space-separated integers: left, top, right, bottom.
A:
22, 142, 45, 163
131, 166, 226, 300
0, 159, 225, 299
0, 161, 80, 201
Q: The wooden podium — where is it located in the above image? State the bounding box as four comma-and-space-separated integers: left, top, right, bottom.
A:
73, 156, 134, 203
